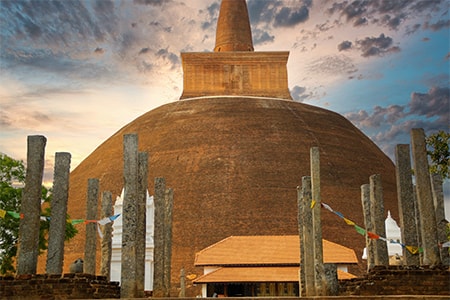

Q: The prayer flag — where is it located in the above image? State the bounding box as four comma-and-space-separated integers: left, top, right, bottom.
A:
367, 232, 380, 239
310, 200, 316, 209
442, 241, 450, 248
97, 224, 103, 239
0, 209, 6, 218
109, 214, 120, 221
405, 245, 420, 254
354, 225, 366, 235
334, 211, 344, 218
71, 219, 85, 225
84, 220, 97, 224
343, 218, 355, 226
321, 203, 333, 212
97, 217, 111, 225
7, 211, 21, 219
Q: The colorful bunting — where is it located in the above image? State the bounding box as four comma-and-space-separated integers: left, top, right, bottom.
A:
319, 201, 428, 256
1, 208, 120, 229
354, 225, 366, 236
343, 218, 355, 226
367, 232, 380, 240
405, 246, 420, 254
97, 214, 121, 225
7, 211, 21, 219
441, 241, 450, 248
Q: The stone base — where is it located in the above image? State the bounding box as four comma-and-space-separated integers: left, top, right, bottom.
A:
0, 273, 120, 299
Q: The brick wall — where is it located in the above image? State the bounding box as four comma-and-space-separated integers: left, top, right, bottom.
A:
0, 273, 120, 299
339, 265, 450, 296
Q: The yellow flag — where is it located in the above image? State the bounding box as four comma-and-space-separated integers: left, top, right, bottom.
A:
406, 245, 419, 255
343, 218, 355, 226
0, 209, 6, 218
310, 200, 316, 209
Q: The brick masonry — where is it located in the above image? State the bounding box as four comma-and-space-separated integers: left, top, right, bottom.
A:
339, 265, 450, 296
0, 273, 120, 299
1, 266, 448, 299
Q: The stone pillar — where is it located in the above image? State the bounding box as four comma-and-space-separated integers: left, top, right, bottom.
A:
121, 134, 139, 298
46, 152, 71, 274
296, 185, 305, 297
361, 184, 375, 270
323, 263, 338, 296
298, 177, 314, 296
310, 147, 325, 296
179, 268, 186, 297
395, 144, 420, 265
431, 173, 449, 265
16, 135, 47, 275
369, 174, 389, 266
164, 188, 174, 296
153, 177, 166, 297
136, 152, 148, 297
410, 128, 441, 266
100, 191, 113, 280
84, 178, 99, 274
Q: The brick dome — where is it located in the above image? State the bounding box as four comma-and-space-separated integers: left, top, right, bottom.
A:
63, 96, 398, 295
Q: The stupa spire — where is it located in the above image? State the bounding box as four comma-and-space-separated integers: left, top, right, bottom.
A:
214, 0, 254, 52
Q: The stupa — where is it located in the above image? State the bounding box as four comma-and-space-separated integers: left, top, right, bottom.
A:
61, 0, 398, 296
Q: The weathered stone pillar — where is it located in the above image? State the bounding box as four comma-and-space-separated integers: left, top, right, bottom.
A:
323, 263, 338, 296
84, 178, 99, 274
100, 191, 113, 280
298, 177, 314, 296
296, 185, 305, 297
369, 174, 389, 266
46, 152, 71, 274
164, 187, 174, 296
410, 128, 441, 266
361, 184, 375, 270
121, 134, 139, 298
16, 135, 47, 275
179, 268, 186, 297
395, 144, 420, 265
136, 152, 148, 297
153, 177, 166, 297
431, 173, 449, 265
310, 147, 325, 295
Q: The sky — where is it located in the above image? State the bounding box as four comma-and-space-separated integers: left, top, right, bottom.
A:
0, 0, 449, 214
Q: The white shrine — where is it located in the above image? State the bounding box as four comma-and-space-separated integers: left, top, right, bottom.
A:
110, 189, 155, 291
362, 211, 403, 263
385, 210, 403, 256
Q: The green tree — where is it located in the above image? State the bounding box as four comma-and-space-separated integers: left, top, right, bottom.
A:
0, 154, 77, 275
426, 130, 450, 180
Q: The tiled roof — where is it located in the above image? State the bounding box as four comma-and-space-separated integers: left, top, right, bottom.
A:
193, 266, 356, 283
194, 235, 358, 266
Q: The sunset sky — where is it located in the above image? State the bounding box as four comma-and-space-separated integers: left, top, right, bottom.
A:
0, 0, 449, 213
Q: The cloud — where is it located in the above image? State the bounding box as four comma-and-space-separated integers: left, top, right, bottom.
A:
252, 29, 275, 45
155, 48, 180, 69
424, 19, 450, 31
355, 33, 400, 57
347, 86, 449, 128
337, 40, 352, 51
274, 6, 309, 27
345, 86, 449, 156
409, 86, 450, 123
290, 86, 307, 102
325, 0, 446, 31
133, 0, 167, 6
94, 47, 105, 55
248, 0, 311, 28
307, 55, 357, 76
